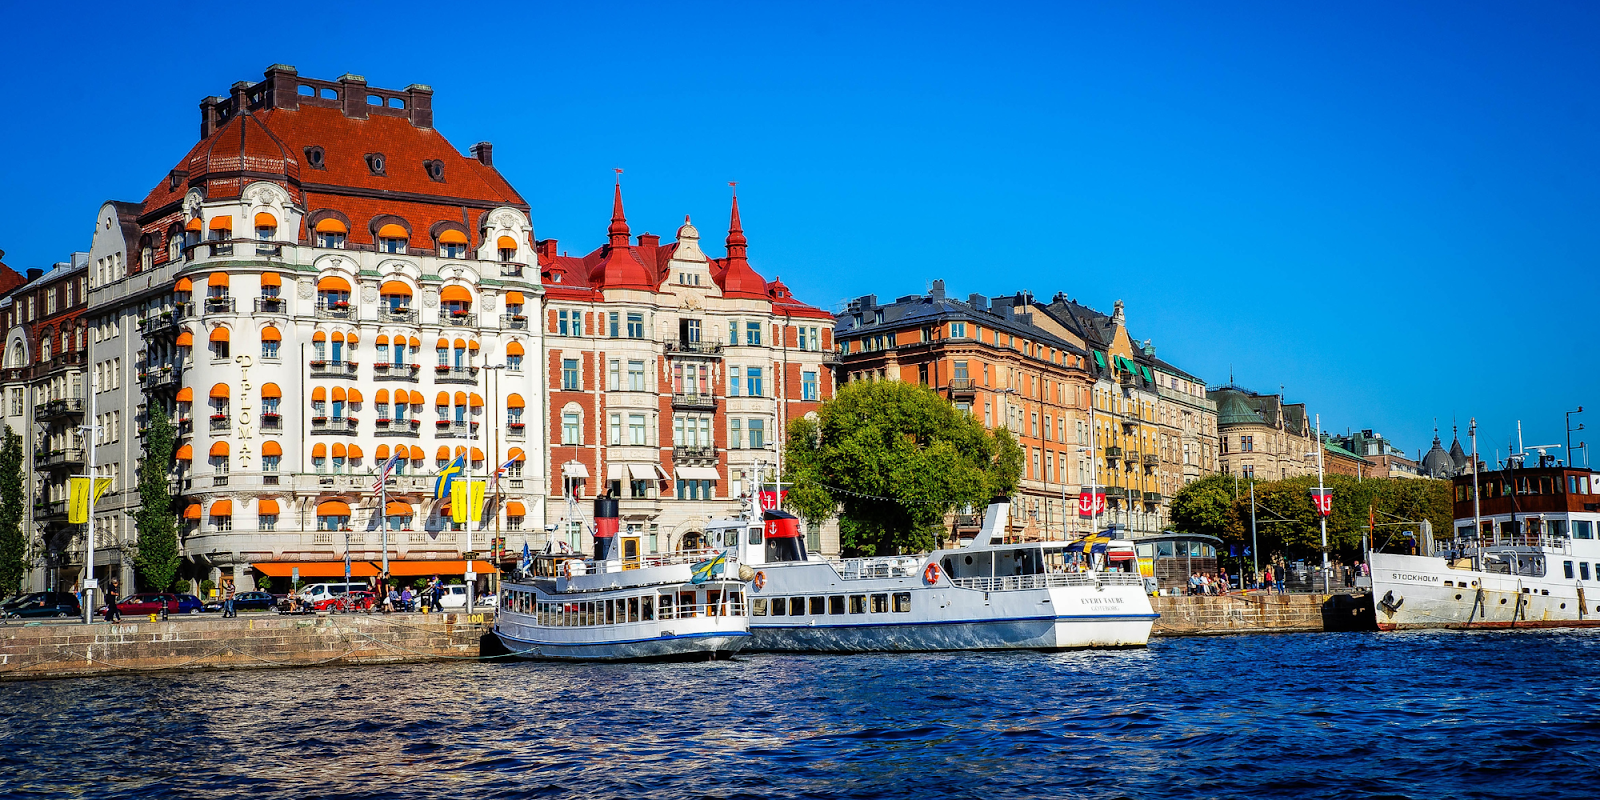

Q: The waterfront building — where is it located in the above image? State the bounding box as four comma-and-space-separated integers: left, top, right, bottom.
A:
1327, 428, 1423, 479
1320, 438, 1375, 478
535, 184, 839, 557
1420, 424, 1473, 479
0, 254, 88, 592
1208, 384, 1317, 481
83, 65, 544, 593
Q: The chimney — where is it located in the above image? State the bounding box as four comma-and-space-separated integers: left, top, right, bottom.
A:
199, 95, 223, 139
968, 293, 987, 311
406, 83, 434, 128
230, 81, 251, 116
930, 279, 946, 300
637, 232, 660, 250
339, 73, 369, 119
470, 142, 493, 166
263, 64, 299, 111
537, 239, 558, 259
26, 268, 42, 281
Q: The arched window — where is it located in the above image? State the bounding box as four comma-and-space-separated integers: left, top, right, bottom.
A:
377, 223, 408, 254
254, 212, 279, 256
9, 342, 23, 367
39, 333, 51, 362
496, 235, 519, 263
437, 229, 468, 259
317, 275, 352, 314
314, 218, 347, 249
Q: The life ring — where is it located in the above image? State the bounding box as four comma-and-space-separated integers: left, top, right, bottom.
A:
753, 571, 766, 591
559, 561, 572, 579
924, 563, 941, 585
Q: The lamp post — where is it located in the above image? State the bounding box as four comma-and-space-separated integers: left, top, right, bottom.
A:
1312, 414, 1329, 593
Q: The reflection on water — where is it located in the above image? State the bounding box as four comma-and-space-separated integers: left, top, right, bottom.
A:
3, 630, 1599, 799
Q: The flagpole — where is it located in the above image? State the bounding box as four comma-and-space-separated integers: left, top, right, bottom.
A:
82, 335, 97, 625
380, 454, 389, 577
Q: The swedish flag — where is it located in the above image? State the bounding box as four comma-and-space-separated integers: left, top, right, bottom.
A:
434, 455, 466, 500
690, 549, 729, 585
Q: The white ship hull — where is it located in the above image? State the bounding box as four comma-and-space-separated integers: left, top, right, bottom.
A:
494, 574, 750, 662
1370, 551, 1600, 631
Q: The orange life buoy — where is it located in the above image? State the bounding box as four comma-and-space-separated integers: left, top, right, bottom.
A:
753, 571, 766, 591
560, 560, 572, 579
924, 563, 940, 585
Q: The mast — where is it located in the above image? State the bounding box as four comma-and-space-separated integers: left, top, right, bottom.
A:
1471, 418, 1481, 544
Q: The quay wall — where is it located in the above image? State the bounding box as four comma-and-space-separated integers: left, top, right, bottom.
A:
0, 612, 493, 682
1150, 592, 1374, 636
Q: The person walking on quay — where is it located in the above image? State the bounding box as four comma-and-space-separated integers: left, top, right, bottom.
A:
429, 576, 443, 614
104, 579, 122, 623
1275, 561, 1287, 594
222, 583, 236, 618
1218, 566, 1230, 595
1262, 565, 1273, 596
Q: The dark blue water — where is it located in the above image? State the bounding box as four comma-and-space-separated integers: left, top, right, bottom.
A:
3, 630, 1597, 799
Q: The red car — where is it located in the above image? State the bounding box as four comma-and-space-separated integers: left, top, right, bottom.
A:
313, 591, 376, 613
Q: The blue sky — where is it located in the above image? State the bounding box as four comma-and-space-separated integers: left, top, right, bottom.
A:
2, 1, 1595, 466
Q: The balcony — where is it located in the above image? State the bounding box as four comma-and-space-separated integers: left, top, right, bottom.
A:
203, 296, 236, 314
1105, 446, 1122, 460
672, 393, 717, 411
310, 417, 359, 435
442, 311, 477, 327
499, 262, 527, 278
507, 422, 527, 439
254, 297, 288, 314
315, 302, 357, 321
138, 309, 188, 337
167, 478, 192, 496
947, 378, 976, 400
673, 445, 716, 463
35, 398, 85, 420
374, 419, 422, 438
436, 421, 478, 438
260, 413, 283, 431
1142, 453, 1159, 468
501, 313, 529, 330
209, 415, 230, 432
665, 339, 724, 357
1143, 491, 1162, 503
954, 513, 982, 529
40, 448, 86, 468
372, 363, 421, 382
376, 306, 418, 324
822, 350, 843, 364
37, 500, 68, 520
435, 366, 479, 384
310, 361, 359, 378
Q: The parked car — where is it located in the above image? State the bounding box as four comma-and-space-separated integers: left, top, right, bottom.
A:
436, 585, 469, 609
106, 593, 204, 616
202, 591, 277, 613
2, 592, 82, 619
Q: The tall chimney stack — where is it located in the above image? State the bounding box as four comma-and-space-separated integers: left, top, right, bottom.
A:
470, 142, 493, 166
406, 83, 433, 128
339, 73, 369, 119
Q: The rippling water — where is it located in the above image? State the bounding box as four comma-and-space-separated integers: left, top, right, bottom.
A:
3, 630, 1598, 799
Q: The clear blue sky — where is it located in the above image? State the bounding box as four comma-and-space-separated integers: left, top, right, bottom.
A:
2, 1, 1595, 466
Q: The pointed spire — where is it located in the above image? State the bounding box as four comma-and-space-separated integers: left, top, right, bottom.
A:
608, 169, 629, 248
725, 182, 747, 258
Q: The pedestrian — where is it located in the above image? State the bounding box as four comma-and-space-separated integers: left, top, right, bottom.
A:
104, 579, 122, 623
1262, 565, 1273, 595
430, 576, 443, 613
1187, 571, 1200, 596
1218, 566, 1230, 595
223, 583, 236, 618
1345, 562, 1355, 589
1275, 563, 1286, 594
384, 587, 398, 613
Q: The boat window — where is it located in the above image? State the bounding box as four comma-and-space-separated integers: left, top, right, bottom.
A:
752, 598, 768, 616
1188, 542, 1202, 557
728, 590, 744, 615
1565, 561, 1575, 579
641, 595, 654, 620
1582, 563, 1592, 581
658, 593, 673, 619
766, 597, 782, 616
849, 595, 866, 614
788, 597, 805, 616
1550, 521, 1568, 538
809, 597, 826, 615
605, 599, 616, 624
681, 592, 698, 616
893, 592, 911, 612
706, 590, 722, 616
748, 526, 763, 545
1157, 542, 1175, 558
628, 596, 640, 622
870, 594, 888, 613
1576, 521, 1594, 539
829, 595, 845, 614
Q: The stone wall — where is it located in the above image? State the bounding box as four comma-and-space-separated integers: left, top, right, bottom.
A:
0, 612, 492, 682
1150, 593, 1373, 636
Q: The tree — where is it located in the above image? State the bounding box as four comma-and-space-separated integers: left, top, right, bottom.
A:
784, 380, 1021, 556
0, 426, 25, 596
1197, 472, 1455, 563
134, 404, 180, 592
1168, 473, 1240, 539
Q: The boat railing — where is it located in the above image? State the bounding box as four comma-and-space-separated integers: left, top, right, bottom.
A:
636, 549, 729, 569
1449, 534, 1570, 552
659, 601, 747, 620
834, 556, 924, 580
948, 571, 1145, 592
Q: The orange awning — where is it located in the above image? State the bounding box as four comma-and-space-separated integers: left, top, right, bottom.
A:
347, 388, 363, 403
507, 447, 525, 462
184, 219, 203, 233
468, 339, 479, 351
469, 393, 483, 408
311, 443, 326, 457
312, 331, 327, 342
452, 338, 466, 350
408, 336, 421, 348
209, 327, 229, 342
506, 393, 525, 408
471, 447, 484, 461
496, 235, 518, 251
184, 503, 201, 520
176, 387, 193, 402
331, 444, 345, 459
408, 445, 424, 460
261, 326, 281, 342
210, 383, 229, 398
314, 218, 348, 234
208, 215, 232, 231
311, 386, 327, 401
506, 290, 525, 305
317, 500, 350, 516
506, 341, 524, 356
175, 331, 194, 347
175, 277, 193, 292
440, 285, 471, 303
435, 391, 449, 406
317, 275, 351, 292
380, 280, 412, 296
435, 446, 449, 460
505, 501, 526, 516
345, 332, 359, 345
374, 389, 389, 404
377, 223, 408, 239
385, 501, 412, 515
210, 441, 229, 457
254, 212, 277, 228
257, 498, 280, 515
331, 332, 344, 344
454, 445, 467, 457
453, 391, 467, 405
435, 338, 449, 350
348, 444, 363, 459
383, 560, 498, 577
175, 444, 193, 461
331, 387, 346, 402
260, 271, 281, 287
375, 444, 391, 460
251, 561, 378, 578
211, 500, 232, 516
375, 334, 390, 346
261, 382, 281, 398
261, 441, 282, 457
437, 229, 468, 245
209, 272, 229, 287
408, 390, 424, 405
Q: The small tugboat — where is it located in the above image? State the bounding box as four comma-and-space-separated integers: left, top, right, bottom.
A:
1370, 431, 1600, 631
493, 496, 750, 660
707, 495, 1156, 652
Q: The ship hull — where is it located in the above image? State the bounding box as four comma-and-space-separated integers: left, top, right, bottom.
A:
493, 628, 748, 661
1370, 551, 1600, 631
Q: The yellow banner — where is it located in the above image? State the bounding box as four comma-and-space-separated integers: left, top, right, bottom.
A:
68, 477, 114, 524
450, 480, 488, 524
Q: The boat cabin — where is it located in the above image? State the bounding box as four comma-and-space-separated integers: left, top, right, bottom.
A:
1133, 533, 1222, 591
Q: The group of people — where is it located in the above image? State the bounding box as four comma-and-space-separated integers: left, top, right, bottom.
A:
1187, 568, 1231, 595
377, 577, 445, 613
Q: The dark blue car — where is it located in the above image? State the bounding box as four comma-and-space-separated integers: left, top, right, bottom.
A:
2, 592, 82, 619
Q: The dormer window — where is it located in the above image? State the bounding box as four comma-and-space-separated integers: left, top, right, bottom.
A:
496, 236, 518, 263
254, 212, 279, 256
377, 223, 408, 254
423, 160, 444, 182
437, 229, 468, 259
304, 147, 326, 170
314, 218, 347, 249
365, 153, 386, 176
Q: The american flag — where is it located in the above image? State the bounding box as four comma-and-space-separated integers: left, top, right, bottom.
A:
372, 451, 405, 494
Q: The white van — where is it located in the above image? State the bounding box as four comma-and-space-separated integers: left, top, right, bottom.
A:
436, 585, 468, 609
296, 582, 367, 606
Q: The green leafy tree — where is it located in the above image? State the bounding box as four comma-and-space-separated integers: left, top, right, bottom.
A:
785, 380, 1021, 556
1168, 473, 1240, 538
1203, 472, 1454, 563
134, 404, 180, 591
0, 426, 25, 596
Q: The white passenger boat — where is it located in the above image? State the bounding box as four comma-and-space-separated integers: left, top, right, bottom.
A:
706, 496, 1157, 652
494, 497, 750, 660
1370, 457, 1600, 631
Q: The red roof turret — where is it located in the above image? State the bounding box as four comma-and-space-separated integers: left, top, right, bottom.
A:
716, 185, 766, 299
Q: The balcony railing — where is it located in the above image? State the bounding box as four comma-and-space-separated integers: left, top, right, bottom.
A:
34, 398, 85, 419
499, 262, 527, 278
374, 419, 422, 437
672, 393, 717, 411
310, 417, 360, 435
1142, 453, 1159, 467
947, 378, 976, 397
254, 297, 288, 314
665, 339, 725, 357
1143, 491, 1162, 502
376, 307, 418, 324
316, 302, 357, 320
501, 314, 528, 330
673, 445, 716, 462
260, 413, 282, 431
436, 421, 478, 438
203, 296, 236, 314
372, 363, 421, 381
138, 309, 188, 337
507, 422, 527, 438
1105, 446, 1122, 460
310, 361, 359, 377
435, 366, 479, 384
210, 416, 230, 432
442, 311, 478, 327
40, 449, 86, 468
